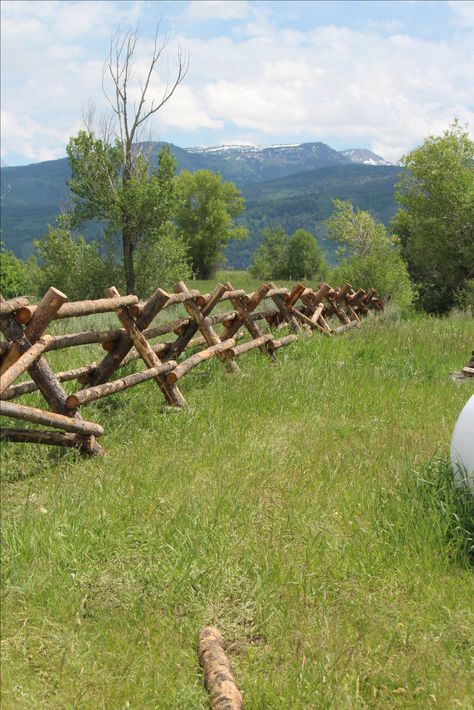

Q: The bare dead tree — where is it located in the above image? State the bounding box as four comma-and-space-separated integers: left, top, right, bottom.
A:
101, 27, 189, 293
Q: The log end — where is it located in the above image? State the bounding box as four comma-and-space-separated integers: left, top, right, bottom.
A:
15, 306, 34, 325
65, 394, 79, 410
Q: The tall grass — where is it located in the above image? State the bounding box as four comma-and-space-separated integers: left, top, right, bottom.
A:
1, 307, 473, 708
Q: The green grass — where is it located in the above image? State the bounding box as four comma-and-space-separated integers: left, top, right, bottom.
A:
1, 305, 473, 708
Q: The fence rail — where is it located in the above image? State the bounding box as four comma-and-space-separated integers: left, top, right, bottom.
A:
0, 280, 384, 456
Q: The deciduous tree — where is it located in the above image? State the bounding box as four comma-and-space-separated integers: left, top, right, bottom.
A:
392, 120, 474, 312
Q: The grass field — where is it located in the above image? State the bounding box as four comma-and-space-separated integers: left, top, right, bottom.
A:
1, 281, 473, 708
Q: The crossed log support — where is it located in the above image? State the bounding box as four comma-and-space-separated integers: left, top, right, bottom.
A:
0, 279, 384, 456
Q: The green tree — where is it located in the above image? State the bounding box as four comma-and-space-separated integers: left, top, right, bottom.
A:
34, 223, 118, 300
286, 228, 327, 280
65, 30, 187, 293
175, 170, 248, 279
0, 243, 27, 297
67, 132, 185, 295
327, 200, 413, 308
392, 120, 474, 312
249, 225, 289, 279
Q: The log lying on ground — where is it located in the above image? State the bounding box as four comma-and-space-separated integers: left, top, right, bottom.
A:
0, 428, 86, 449
0, 400, 104, 437
0, 297, 29, 316
166, 340, 236, 384
15, 294, 139, 324
66, 360, 177, 408
0, 335, 53, 395
198, 627, 243, 710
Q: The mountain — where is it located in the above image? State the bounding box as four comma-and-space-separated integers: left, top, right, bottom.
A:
339, 149, 391, 166
231, 164, 400, 268
1, 141, 396, 263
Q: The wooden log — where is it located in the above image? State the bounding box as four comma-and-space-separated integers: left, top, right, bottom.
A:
89, 286, 169, 387
195, 289, 247, 307
267, 334, 299, 350
127, 289, 201, 317
0, 335, 53, 396
1, 363, 97, 401
15, 293, 139, 324
220, 282, 270, 341
335, 282, 353, 302
103, 287, 186, 408
284, 283, 306, 308
0, 305, 104, 456
288, 304, 327, 333
0, 341, 9, 356
166, 340, 236, 384
224, 333, 274, 358
0, 428, 85, 449
268, 282, 300, 333
65, 361, 178, 408
0, 296, 29, 316
176, 281, 240, 374
164, 283, 229, 360
462, 366, 474, 377
198, 627, 243, 710
25, 287, 67, 342
0, 400, 104, 436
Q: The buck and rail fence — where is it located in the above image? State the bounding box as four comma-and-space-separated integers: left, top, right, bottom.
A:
0, 280, 383, 456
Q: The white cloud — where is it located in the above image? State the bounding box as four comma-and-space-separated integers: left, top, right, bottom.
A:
1, 0, 473, 164
185, 0, 251, 22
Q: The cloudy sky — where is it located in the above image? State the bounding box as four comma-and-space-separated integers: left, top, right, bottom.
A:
1, 0, 473, 166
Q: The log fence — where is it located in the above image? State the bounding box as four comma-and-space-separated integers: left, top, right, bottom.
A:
0, 280, 383, 455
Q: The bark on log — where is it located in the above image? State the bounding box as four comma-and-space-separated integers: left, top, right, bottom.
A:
0, 335, 53, 395
0, 308, 103, 456
166, 340, 236, 384
1, 363, 98, 401
103, 287, 186, 408
224, 333, 274, 358
0, 428, 86, 449
89, 286, 169, 387
127, 289, 200, 317
15, 293, 139, 324
0, 400, 104, 436
25, 287, 67, 342
66, 361, 177, 408
195, 289, 247, 307
198, 627, 243, 710
176, 281, 240, 374
268, 282, 300, 333
267, 334, 299, 351
0, 297, 29, 316
284, 283, 306, 308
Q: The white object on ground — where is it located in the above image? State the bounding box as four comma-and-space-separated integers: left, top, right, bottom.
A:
451, 394, 474, 496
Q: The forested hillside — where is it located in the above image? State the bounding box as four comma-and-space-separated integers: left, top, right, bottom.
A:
0, 143, 398, 264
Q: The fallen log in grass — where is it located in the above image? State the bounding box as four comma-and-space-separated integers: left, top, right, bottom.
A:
198, 627, 243, 710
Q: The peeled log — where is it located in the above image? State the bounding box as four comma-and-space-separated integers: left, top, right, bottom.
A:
166, 340, 236, 384
198, 627, 243, 710
0, 297, 29, 316
15, 293, 139, 324
0, 400, 104, 437
66, 361, 177, 408
0, 335, 53, 395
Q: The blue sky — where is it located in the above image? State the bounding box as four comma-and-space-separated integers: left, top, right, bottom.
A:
1, 0, 473, 165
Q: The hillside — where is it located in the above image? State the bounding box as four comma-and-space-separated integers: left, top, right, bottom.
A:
0, 142, 397, 263
231, 164, 401, 267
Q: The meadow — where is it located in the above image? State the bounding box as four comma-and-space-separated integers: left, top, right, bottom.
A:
1, 274, 473, 709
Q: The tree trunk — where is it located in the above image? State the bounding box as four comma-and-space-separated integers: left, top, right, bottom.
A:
122, 147, 136, 294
